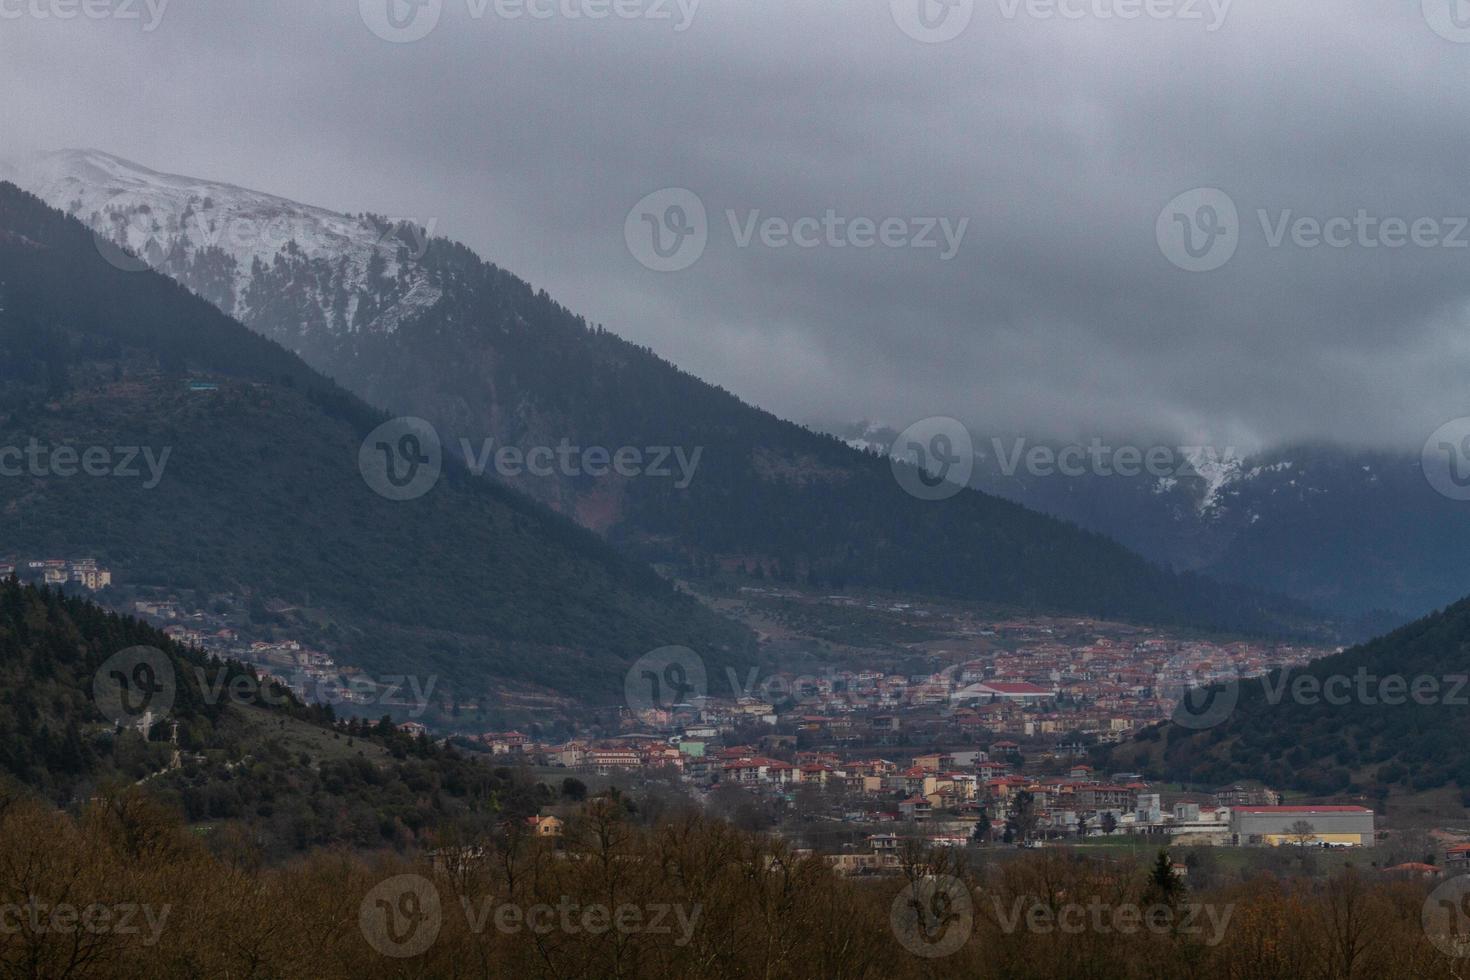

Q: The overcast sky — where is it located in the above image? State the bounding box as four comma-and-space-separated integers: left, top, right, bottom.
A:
3, 0, 1469, 452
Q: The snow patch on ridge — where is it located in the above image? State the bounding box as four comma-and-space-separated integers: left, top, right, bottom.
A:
12, 149, 442, 335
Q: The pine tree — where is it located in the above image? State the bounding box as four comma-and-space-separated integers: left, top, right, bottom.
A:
1148, 849, 1183, 905
971, 806, 991, 843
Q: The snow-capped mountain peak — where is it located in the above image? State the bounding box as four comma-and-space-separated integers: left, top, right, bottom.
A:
13, 148, 442, 340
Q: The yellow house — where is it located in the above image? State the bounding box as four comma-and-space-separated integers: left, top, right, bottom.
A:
526, 815, 564, 837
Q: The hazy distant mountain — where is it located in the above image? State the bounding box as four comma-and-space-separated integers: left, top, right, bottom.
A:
840, 421, 1467, 628
15, 150, 1328, 638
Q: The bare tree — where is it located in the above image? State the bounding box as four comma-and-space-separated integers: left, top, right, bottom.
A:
1288, 819, 1317, 851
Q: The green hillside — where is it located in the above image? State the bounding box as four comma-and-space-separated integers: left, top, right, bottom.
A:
1107, 594, 1470, 800
0, 578, 569, 856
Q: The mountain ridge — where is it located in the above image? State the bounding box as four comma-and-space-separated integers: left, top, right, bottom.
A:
0, 180, 756, 709
13, 149, 1331, 640
839, 420, 1467, 629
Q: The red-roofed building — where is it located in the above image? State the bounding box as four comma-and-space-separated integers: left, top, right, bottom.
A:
483, 731, 528, 754
984, 776, 1026, 800
799, 763, 835, 786
715, 746, 757, 760
1384, 862, 1441, 879
641, 744, 685, 772
976, 761, 1010, 781
588, 747, 641, 774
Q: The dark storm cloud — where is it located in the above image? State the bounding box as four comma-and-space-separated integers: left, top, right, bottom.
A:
3, 0, 1469, 452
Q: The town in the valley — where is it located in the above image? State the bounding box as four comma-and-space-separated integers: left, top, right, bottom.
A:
11, 557, 1435, 870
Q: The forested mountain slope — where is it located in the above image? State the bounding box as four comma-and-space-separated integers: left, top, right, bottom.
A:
21, 151, 1326, 639
0, 182, 754, 706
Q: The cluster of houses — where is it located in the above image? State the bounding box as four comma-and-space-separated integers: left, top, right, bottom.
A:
722, 595, 1325, 728
459, 623, 1352, 854
619, 633, 1321, 757
2, 557, 113, 591
128, 597, 392, 708
473, 720, 1380, 852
